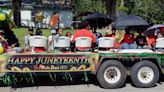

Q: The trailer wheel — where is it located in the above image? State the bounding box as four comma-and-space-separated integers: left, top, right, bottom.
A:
131, 60, 159, 88
97, 60, 126, 89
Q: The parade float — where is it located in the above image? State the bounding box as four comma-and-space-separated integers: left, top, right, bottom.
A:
1, 8, 164, 89
0, 38, 164, 89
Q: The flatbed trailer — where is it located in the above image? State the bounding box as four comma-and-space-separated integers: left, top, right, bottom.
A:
0, 51, 164, 89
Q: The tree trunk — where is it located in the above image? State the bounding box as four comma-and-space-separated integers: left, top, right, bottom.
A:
13, 0, 22, 27
105, 0, 116, 21
120, 0, 125, 7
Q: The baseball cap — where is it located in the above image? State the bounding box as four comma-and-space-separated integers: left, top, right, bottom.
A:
51, 29, 56, 34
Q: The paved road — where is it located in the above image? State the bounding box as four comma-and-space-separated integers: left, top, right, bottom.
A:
1, 75, 164, 92
0, 83, 164, 92
0, 82, 164, 92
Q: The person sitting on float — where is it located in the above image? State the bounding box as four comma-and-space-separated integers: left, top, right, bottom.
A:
135, 30, 147, 49
147, 29, 161, 49
105, 27, 120, 48
48, 29, 56, 51
33, 28, 46, 52
157, 27, 164, 38
72, 21, 96, 50
0, 30, 12, 53
24, 28, 34, 51
48, 28, 63, 51
121, 28, 137, 49
92, 27, 103, 43
65, 32, 73, 39
156, 31, 163, 38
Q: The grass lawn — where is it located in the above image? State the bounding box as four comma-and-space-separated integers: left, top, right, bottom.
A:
13, 28, 75, 47
12, 28, 124, 47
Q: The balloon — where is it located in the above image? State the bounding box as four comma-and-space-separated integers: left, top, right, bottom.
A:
0, 13, 6, 21
0, 46, 4, 54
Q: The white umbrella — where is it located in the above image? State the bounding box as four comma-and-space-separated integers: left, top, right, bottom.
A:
147, 24, 164, 30
144, 24, 164, 36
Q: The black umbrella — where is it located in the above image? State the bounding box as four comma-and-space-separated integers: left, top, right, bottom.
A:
85, 13, 112, 30
75, 12, 93, 17
113, 15, 149, 29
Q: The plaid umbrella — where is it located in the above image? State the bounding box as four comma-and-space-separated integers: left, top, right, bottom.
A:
143, 24, 164, 36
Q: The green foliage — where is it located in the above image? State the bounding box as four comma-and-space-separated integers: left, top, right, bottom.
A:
116, 6, 129, 12
117, 0, 164, 24
13, 28, 75, 47
74, 0, 106, 16
131, 0, 164, 24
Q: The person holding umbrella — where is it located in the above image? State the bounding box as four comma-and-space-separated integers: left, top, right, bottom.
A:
158, 27, 164, 38
121, 28, 137, 49
135, 30, 147, 48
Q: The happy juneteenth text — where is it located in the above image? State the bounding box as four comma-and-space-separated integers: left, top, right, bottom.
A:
7, 56, 90, 65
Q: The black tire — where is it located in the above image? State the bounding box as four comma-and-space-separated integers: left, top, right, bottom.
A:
96, 60, 126, 89
131, 60, 159, 88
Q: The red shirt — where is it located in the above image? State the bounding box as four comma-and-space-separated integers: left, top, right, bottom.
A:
160, 27, 164, 34
34, 47, 46, 53
147, 35, 156, 46
72, 29, 96, 43
122, 34, 135, 44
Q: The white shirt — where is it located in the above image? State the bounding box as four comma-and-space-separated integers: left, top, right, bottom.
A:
24, 35, 31, 46
48, 35, 53, 50
48, 34, 60, 51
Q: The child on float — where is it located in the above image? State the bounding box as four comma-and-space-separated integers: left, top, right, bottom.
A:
33, 28, 46, 53
121, 28, 137, 49
24, 28, 34, 51
0, 30, 9, 53
135, 30, 147, 49
105, 27, 120, 49
48, 28, 63, 52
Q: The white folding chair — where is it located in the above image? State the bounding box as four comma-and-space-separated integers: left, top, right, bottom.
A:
29, 36, 47, 52
155, 38, 164, 52
98, 37, 115, 51
75, 37, 92, 51
53, 36, 71, 51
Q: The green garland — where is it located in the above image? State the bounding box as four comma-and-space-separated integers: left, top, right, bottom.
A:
0, 72, 89, 86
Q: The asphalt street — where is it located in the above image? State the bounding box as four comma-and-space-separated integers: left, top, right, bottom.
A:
0, 75, 164, 92
0, 83, 164, 92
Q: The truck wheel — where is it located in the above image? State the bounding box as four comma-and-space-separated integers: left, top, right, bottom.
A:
97, 60, 126, 89
131, 60, 159, 88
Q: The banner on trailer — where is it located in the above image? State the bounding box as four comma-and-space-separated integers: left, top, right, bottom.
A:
0, 54, 99, 72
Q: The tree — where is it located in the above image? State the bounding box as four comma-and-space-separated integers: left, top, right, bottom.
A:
104, 0, 116, 20
120, 0, 124, 7
115, 0, 164, 24
130, 0, 164, 24
74, 0, 106, 16
12, 0, 22, 27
